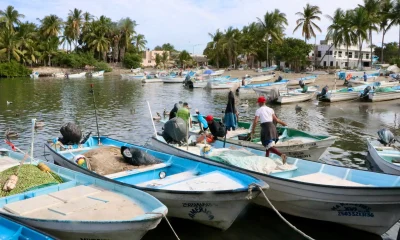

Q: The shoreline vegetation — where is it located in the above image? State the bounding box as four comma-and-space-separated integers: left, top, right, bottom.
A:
1, 1, 400, 78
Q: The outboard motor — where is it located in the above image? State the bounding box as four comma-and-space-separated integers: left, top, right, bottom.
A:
377, 129, 396, 146
360, 86, 371, 99
121, 146, 161, 166
59, 123, 82, 145
162, 117, 188, 143
184, 75, 193, 88
277, 76, 283, 81
317, 85, 329, 99
299, 80, 305, 88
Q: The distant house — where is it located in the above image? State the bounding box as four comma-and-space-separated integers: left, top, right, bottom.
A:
190, 54, 208, 67
142, 49, 169, 67
312, 40, 375, 69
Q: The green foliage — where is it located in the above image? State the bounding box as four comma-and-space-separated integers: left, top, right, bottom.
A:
52, 52, 111, 71
274, 38, 313, 71
93, 61, 112, 72
155, 53, 161, 68
123, 52, 142, 68
0, 60, 31, 77
374, 42, 399, 64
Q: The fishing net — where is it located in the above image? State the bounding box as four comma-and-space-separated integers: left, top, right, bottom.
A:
208, 148, 282, 174
82, 146, 158, 176
0, 164, 63, 197
375, 87, 394, 92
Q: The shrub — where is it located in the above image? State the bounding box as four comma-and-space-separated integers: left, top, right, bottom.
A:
93, 61, 112, 72
52, 52, 111, 71
123, 53, 142, 69
0, 61, 31, 77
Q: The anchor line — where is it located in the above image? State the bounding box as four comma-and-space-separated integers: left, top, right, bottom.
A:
146, 212, 181, 240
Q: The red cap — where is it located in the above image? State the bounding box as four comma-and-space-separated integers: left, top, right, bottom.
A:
205, 115, 214, 122
257, 96, 266, 103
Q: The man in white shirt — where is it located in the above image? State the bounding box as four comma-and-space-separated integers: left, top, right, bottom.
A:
251, 96, 288, 163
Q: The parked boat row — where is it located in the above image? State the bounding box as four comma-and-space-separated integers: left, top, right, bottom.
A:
32, 71, 105, 79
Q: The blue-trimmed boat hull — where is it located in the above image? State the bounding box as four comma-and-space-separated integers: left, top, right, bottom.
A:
0, 214, 53, 239
45, 137, 266, 230
150, 136, 400, 235
0, 148, 166, 240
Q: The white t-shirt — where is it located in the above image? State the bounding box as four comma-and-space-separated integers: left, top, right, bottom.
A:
255, 106, 274, 123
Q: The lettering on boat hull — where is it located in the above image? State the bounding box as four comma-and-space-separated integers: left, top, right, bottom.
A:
183, 203, 215, 220
331, 203, 374, 217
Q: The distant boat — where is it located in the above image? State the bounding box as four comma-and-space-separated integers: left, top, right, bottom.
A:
276, 92, 316, 104
150, 135, 400, 235
248, 74, 275, 82
367, 138, 400, 175
207, 78, 242, 89
0, 214, 53, 239
255, 65, 277, 73
30, 72, 39, 79
0, 148, 166, 240
241, 80, 288, 92
337, 69, 380, 80
130, 68, 142, 73
91, 70, 105, 77
368, 85, 400, 102
45, 137, 267, 230
52, 72, 65, 78
287, 75, 317, 86
66, 72, 86, 79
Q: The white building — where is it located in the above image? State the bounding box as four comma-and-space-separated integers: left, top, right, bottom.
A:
313, 40, 374, 69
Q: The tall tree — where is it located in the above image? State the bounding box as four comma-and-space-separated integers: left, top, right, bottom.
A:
351, 7, 370, 69
387, 0, 400, 57
0, 30, 22, 62
67, 8, 83, 50
0, 5, 24, 32
379, 0, 394, 62
293, 3, 322, 42
178, 50, 191, 68
161, 51, 169, 69
257, 9, 288, 67
206, 29, 224, 68
118, 17, 136, 60
39, 14, 63, 38
161, 43, 176, 52
222, 26, 240, 67
133, 34, 147, 52
359, 0, 380, 64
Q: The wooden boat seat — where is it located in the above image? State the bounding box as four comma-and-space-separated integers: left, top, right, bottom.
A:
4, 185, 145, 221
106, 162, 172, 179
291, 172, 367, 187
160, 171, 245, 191
0, 156, 20, 172
136, 171, 199, 188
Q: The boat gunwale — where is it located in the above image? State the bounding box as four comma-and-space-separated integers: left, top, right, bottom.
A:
367, 138, 400, 172
151, 136, 400, 191
44, 139, 266, 195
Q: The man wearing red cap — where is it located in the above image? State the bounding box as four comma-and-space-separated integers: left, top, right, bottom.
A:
251, 96, 288, 163
197, 115, 226, 143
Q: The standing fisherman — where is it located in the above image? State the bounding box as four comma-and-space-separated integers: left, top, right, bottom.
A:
250, 96, 287, 163
224, 91, 239, 131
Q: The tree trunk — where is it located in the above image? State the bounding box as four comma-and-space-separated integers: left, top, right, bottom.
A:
369, 28, 373, 66
266, 40, 269, 67
7, 48, 11, 62
359, 39, 363, 70
216, 55, 219, 69
398, 26, 400, 57
119, 47, 126, 62
48, 55, 51, 66
381, 30, 385, 63
347, 45, 349, 70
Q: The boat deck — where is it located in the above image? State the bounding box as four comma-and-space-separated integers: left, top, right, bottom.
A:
3, 185, 144, 221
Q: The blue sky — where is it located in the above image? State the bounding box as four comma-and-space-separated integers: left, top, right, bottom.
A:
6, 0, 400, 54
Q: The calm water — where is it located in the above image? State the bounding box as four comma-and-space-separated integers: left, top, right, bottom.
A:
0, 76, 399, 239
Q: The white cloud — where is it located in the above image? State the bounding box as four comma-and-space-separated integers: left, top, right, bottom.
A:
6, 0, 400, 54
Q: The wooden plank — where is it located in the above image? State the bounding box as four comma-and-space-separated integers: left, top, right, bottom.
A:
4, 195, 63, 216
48, 185, 100, 203
48, 197, 103, 216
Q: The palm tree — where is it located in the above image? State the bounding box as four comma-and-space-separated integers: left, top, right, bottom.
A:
207, 29, 224, 68
293, 4, 322, 42
351, 7, 370, 69
222, 26, 240, 67
358, 0, 380, 64
39, 36, 58, 66
0, 30, 22, 62
39, 15, 63, 38
118, 17, 137, 60
257, 9, 288, 67
84, 30, 110, 60
178, 50, 191, 68
0, 5, 25, 32
133, 34, 147, 52
240, 22, 261, 69
68, 8, 83, 50
387, 0, 400, 57
326, 9, 357, 69
379, 0, 394, 62
161, 51, 169, 69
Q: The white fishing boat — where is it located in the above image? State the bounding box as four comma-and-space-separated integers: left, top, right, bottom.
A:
255, 65, 277, 73
162, 76, 186, 83
45, 137, 266, 230
368, 86, 400, 102
150, 136, 400, 235
130, 67, 141, 73
249, 74, 275, 82
30, 72, 39, 79
276, 92, 316, 104
348, 76, 378, 85
52, 72, 65, 78
207, 80, 241, 90
66, 72, 86, 79
210, 69, 225, 76
240, 81, 288, 95
91, 70, 105, 77
142, 78, 163, 83
338, 69, 380, 80
367, 139, 400, 175
0, 148, 166, 240
287, 76, 317, 86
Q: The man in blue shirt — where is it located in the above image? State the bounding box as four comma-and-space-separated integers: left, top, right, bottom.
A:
363, 72, 367, 82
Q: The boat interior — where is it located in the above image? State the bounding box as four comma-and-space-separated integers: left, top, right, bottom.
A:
53, 137, 261, 192
0, 215, 50, 239
156, 136, 400, 188
372, 141, 400, 165
0, 149, 162, 222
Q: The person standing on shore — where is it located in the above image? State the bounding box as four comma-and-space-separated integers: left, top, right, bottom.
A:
363, 72, 367, 82
224, 91, 238, 131
251, 96, 287, 163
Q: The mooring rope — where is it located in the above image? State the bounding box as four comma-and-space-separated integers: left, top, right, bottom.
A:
146, 212, 180, 240
255, 185, 315, 240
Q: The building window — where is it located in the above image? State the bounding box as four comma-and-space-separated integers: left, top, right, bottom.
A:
334, 51, 337, 57
366, 53, 370, 59
336, 61, 338, 67
349, 52, 353, 58
345, 52, 348, 56
338, 51, 342, 57
345, 62, 348, 67
355, 51, 359, 59
323, 61, 326, 67
317, 51, 321, 57
148, 60, 151, 63
330, 61, 333, 66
